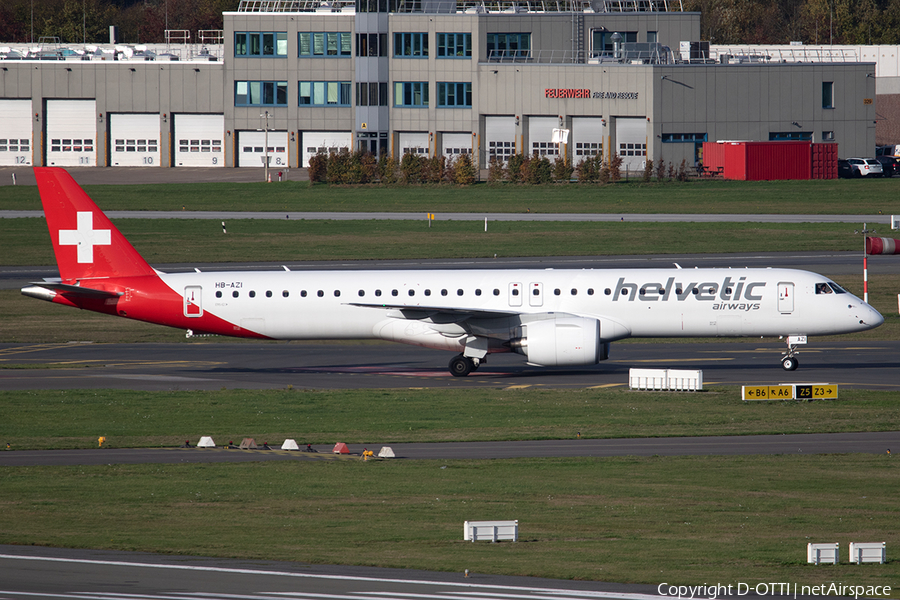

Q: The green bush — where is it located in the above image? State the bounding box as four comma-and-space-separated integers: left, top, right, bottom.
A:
400, 152, 423, 184
307, 152, 328, 183
487, 155, 506, 183
552, 155, 573, 182
453, 154, 477, 185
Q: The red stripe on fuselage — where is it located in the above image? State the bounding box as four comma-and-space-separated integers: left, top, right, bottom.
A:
53, 274, 270, 339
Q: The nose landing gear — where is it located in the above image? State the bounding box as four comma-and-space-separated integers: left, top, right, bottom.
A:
781, 335, 807, 371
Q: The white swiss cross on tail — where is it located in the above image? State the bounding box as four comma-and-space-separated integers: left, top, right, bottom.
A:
59, 211, 112, 263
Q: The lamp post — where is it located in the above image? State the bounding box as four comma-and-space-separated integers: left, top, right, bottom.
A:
260, 110, 270, 182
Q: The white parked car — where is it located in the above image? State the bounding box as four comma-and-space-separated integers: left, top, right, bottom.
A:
846, 158, 884, 177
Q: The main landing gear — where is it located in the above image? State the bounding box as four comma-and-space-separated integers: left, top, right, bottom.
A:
449, 354, 483, 377
781, 335, 806, 371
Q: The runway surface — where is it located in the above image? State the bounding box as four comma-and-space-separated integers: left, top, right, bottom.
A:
0, 339, 898, 391
2, 209, 892, 223
0, 545, 672, 600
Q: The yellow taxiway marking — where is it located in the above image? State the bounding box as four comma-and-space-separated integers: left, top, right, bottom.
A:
587, 383, 626, 389
0, 344, 73, 357
503, 384, 533, 390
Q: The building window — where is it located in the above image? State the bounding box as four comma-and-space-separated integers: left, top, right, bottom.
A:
299, 81, 352, 106
822, 81, 834, 109
661, 133, 708, 143
394, 32, 428, 57
356, 0, 390, 13
235, 32, 287, 57
769, 131, 813, 141
356, 82, 388, 106
356, 33, 387, 57
822, 131, 835, 141
437, 82, 471, 108
299, 32, 351, 57
235, 81, 288, 106
394, 82, 428, 107
575, 142, 602, 157
647, 31, 657, 43
437, 33, 471, 58
487, 33, 530, 60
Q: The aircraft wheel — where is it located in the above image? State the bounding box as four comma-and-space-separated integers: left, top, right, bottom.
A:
449, 355, 474, 377
781, 356, 799, 371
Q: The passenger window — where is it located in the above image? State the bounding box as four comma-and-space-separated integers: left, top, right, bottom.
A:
532, 289, 539, 296
266, 291, 273, 298
249, 291, 256, 298
554, 288, 561, 296
392, 289, 399, 296
457, 289, 464, 296
493, 289, 500, 296
317, 290, 324, 297
358, 290, 365, 297
334, 290, 341, 297
232, 291, 239, 298
588, 288, 594, 295
604, 288, 611, 295
424, 289, 431, 296
475, 289, 482, 296
571, 289, 577, 295
408, 290, 415, 296
301, 290, 307, 297
216, 291, 222, 298
375, 289, 382, 297
283, 290, 289, 298
441, 289, 448, 296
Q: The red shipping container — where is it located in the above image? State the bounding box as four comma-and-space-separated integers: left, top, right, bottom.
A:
811, 142, 838, 179
701, 141, 725, 175
722, 141, 812, 181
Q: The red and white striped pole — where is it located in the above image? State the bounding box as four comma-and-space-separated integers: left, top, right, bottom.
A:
863, 223, 868, 304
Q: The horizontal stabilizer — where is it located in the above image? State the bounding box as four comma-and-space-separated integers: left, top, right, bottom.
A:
22, 281, 122, 299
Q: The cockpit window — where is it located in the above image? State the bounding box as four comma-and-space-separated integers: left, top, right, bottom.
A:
816, 282, 848, 294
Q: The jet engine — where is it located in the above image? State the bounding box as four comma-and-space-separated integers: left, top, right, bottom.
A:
508, 316, 609, 366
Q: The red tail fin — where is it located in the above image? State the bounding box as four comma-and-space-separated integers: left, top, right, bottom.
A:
35, 167, 156, 282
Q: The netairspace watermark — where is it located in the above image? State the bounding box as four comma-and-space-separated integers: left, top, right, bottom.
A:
657, 583, 892, 599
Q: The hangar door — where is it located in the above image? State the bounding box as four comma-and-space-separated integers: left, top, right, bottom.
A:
302, 131, 351, 167
572, 117, 604, 163
615, 117, 647, 171
173, 114, 224, 167
485, 116, 516, 163
237, 131, 289, 168
46, 99, 96, 167
110, 114, 160, 167
527, 117, 560, 158
0, 100, 33, 166
399, 132, 429, 157
441, 132, 473, 161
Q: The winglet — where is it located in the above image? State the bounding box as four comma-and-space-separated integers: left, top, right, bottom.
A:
34, 167, 155, 282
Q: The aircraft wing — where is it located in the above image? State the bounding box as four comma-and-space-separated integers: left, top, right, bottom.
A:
348, 302, 522, 321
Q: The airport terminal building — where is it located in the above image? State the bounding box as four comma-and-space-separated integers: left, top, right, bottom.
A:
0, 0, 882, 170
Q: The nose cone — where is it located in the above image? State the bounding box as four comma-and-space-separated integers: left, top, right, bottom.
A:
864, 304, 885, 329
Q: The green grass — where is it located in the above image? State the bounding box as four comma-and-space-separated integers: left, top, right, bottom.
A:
2, 387, 900, 450
3, 177, 899, 213
1, 455, 898, 589
0, 218, 885, 265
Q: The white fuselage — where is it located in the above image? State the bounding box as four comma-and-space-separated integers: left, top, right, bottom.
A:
158, 267, 881, 352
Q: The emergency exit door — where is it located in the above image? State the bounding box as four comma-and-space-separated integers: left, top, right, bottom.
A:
778, 282, 794, 313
